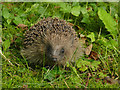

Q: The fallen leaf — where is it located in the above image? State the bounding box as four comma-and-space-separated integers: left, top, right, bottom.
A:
79, 34, 86, 44
17, 24, 28, 30
20, 85, 30, 90
87, 57, 91, 60
79, 37, 86, 44
89, 51, 99, 60
85, 44, 92, 55
14, 14, 17, 16
80, 34, 85, 38
22, 84, 28, 88
54, 6, 60, 9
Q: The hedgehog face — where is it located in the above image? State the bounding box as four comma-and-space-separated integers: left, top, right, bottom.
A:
45, 33, 77, 65
52, 45, 65, 62
46, 44, 66, 63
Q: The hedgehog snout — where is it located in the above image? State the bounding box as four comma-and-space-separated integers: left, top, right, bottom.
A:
52, 57, 57, 61
51, 55, 62, 62
50, 47, 65, 62
51, 51, 59, 62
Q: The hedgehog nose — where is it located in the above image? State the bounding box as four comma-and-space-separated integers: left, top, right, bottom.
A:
52, 58, 57, 61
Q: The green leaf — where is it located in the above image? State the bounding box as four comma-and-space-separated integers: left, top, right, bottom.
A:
2, 8, 11, 19
98, 72, 107, 78
98, 8, 118, 38
107, 37, 118, 49
7, 19, 11, 25
91, 61, 101, 67
31, 3, 40, 12
80, 7, 87, 14
79, 66, 88, 71
31, 4, 39, 9
71, 6, 81, 16
97, 37, 107, 46
87, 32, 95, 42
81, 13, 90, 24
13, 17, 23, 25
3, 40, 11, 51
58, 3, 71, 13
90, 61, 101, 71
38, 6, 45, 14
80, 7, 90, 23
97, 37, 118, 49
76, 60, 90, 71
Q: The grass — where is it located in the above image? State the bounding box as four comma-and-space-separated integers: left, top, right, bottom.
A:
1, 2, 120, 88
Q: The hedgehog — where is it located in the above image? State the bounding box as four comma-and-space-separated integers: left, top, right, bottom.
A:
21, 17, 84, 66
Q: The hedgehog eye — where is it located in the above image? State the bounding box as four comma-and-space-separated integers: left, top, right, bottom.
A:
61, 48, 64, 54
47, 44, 52, 52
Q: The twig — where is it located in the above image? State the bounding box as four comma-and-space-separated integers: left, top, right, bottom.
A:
64, 80, 69, 88
0, 50, 13, 66
85, 73, 90, 89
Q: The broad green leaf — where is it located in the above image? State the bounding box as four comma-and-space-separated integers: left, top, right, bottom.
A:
3, 40, 11, 51
80, 7, 87, 14
58, 3, 71, 13
87, 32, 95, 42
13, 17, 23, 25
107, 37, 118, 49
7, 19, 11, 25
109, 37, 118, 47
38, 6, 45, 14
3, 8, 11, 19
81, 13, 90, 24
71, 6, 81, 16
98, 8, 117, 38
97, 37, 118, 49
97, 36, 110, 46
